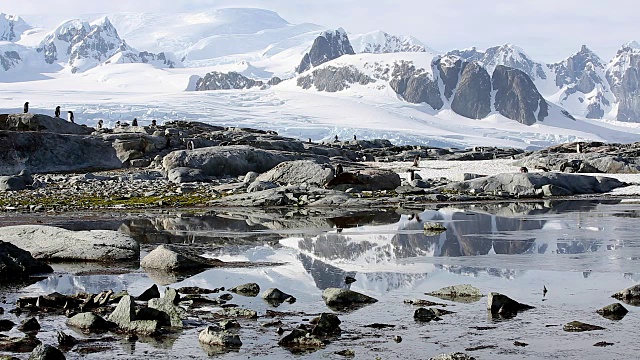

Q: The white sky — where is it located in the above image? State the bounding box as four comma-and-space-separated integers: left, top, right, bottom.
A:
4, 0, 639, 63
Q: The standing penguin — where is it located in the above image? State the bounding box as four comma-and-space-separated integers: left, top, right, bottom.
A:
97, 119, 103, 129
23, 102, 29, 113
132, 118, 138, 127
67, 111, 74, 123
54, 106, 61, 118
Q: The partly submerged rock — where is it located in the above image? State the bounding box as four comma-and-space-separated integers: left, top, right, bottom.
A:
563, 321, 606, 332
147, 288, 185, 328
596, 303, 628, 320
261, 288, 296, 306
0, 225, 139, 262
0, 336, 41, 353
413, 308, 442, 322
198, 325, 242, 348
0, 241, 53, 282
487, 292, 535, 317
65, 312, 112, 331
28, 344, 66, 360
107, 295, 160, 335
278, 329, 324, 348
215, 308, 257, 319
322, 288, 378, 309
136, 284, 161, 301
429, 353, 476, 360
230, 283, 260, 297
611, 284, 640, 306
426, 284, 483, 303
310, 313, 341, 336
140, 244, 223, 271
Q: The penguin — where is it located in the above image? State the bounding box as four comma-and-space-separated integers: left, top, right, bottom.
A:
543, 285, 548, 297
412, 155, 420, 167
353, 134, 357, 141
67, 111, 74, 123
97, 119, 103, 129
520, 166, 529, 173
23, 102, 29, 113
334, 135, 338, 142
132, 118, 138, 127
151, 120, 157, 126
335, 164, 344, 176
54, 106, 61, 118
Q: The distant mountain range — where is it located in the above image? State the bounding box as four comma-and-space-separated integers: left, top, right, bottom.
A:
2, 8, 640, 127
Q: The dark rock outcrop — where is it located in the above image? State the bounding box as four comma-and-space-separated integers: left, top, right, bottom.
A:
0, 113, 93, 135
195, 71, 263, 91
606, 43, 640, 122
297, 65, 374, 92
487, 292, 534, 317
451, 62, 492, 119
492, 65, 549, 125
0, 240, 53, 282
436, 55, 464, 100
390, 61, 443, 110
296, 28, 355, 73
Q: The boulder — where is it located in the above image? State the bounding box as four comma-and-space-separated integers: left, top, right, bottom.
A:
147, 288, 185, 328
140, 244, 224, 271
0, 130, 122, 175
246, 181, 279, 193
310, 313, 341, 336
612, 284, 640, 305
563, 321, 605, 332
445, 173, 626, 197
255, 160, 334, 187
28, 344, 65, 360
0, 113, 92, 135
215, 308, 257, 319
426, 284, 483, 303
18, 318, 40, 333
107, 295, 160, 335
542, 184, 573, 196
261, 288, 296, 306
0, 170, 33, 191
278, 329, 324, 348
167, 167, 209, 184
0, 336, 41, 353
356, 169, 401, 191
487, 292, 535, 317
162, 145, 298, 178
230, 283, 260, 297
243, 171, 259, 184
413, 308, 441, 322
198, 325, 242, 347
0, 241, 53, 282
0, 319, 15, 331
0, 225, 139, 262
136, 284, 160, 301
56, 332, 78, 347
65, 312, 112, 331
596, 303, 628, 320
322, 288, 378, 308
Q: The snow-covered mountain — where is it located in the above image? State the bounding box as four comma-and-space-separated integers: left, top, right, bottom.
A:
350, 30, 431, 54
0, 13, 30, 42
1, 8, 640, 149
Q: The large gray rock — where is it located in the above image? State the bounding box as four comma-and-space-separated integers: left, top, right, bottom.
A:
196, 71, 264, 91
198, 325, 242, 347
162, 145, 298, 178
255, 160, 334, 187
310, 313, 341, 336
147, 288, 185, 328
563, 321, 605, 332
517, 152, 640, 174
28, 344, 65, 360
0, 225, 139, 262
65, 312, 111, 331
322, 288, 378, 308
246, 180, 279, 193
230, 283, 260, 297
426, 284, 483, 303
451, 62, 492, 119
492, 65, 549, 125
0, 130, 122, 175
167, 167, 209, 184
296, 28, 355, 73
0, 240, 53, 281
445, 172, 626, 197
0, 170, 33, 191
0, 113, 92, 135
597, 303, 628, 320
140, 244, 223, 271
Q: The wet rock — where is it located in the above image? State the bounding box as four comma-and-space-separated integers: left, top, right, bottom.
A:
487, 293, 535, 317
230, 283, 260, 297
593, 341, 614, 347
56, 332, 78, 347
563, 321, 606, 332
215, 308, 257, 319
514, 341, 528, 347
278, 329, 324, 348
219, 293, 233, 301
413, 308, 442, 322
0, 226, 139, 262
218, 320, 240, 330
18, 318, 40, 333
140, 244, 224, 271
136, 284, 160, 301
322, 288, 378, 309
0, 336, 41, 353
178, 286, 221, 295
612, 284, 640, 306
423, 222, 447, 232
596, 303, 628, 320
261, 288, 296, 306
255, 160, 334, 187
198, 325, 242, 348
310, 313, 341, 336
65, 312, 112, 331
0, 319, 15, 331
335, 349, 355, 357
429, 352, 476, 360
28, 344, 65, 360
344, 276, 356, 284
147, 288, 185, 328
426, 284, 483, 303
107, 295, 159, 335
404, 299, 448, 307
0, 241, 53, 282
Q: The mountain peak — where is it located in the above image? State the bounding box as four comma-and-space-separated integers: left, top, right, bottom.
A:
0, 12, 31, 42
623, 40, 640, 50
351, 30, 430, 54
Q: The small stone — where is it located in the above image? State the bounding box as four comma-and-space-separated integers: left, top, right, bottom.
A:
335, 349, 355, 357
28, 344, 65, 360
198, 326, 242, 348
18, 318, 40, 333
393, 335, 402, 343
229, 283, 260, 297
596, 303, 628, 320
563, 321, 605, 332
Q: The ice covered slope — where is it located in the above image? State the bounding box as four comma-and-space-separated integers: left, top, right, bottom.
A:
0, 13, 30, 42
350, 30, 434, 54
